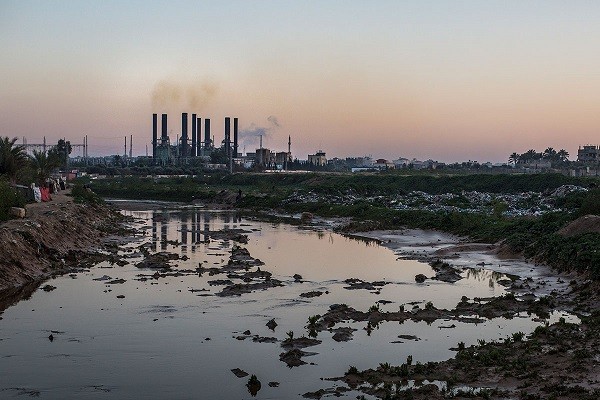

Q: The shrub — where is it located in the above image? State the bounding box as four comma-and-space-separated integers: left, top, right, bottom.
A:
71, 184, 104, 204
0, 180, 26, 221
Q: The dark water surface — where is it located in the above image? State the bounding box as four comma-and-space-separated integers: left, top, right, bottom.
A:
0, 208, 572, 399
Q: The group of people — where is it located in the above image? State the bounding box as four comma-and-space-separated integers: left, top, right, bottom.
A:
34, 178, 66, 202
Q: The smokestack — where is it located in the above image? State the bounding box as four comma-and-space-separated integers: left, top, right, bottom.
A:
204, 118, 211, 148
161, 114, 168, 141
129, 135, 132, 158
191, 113, 197, 157
181, 113, 188, 157
152, 114, 158, 158
224, 117, 231, 157
196, 117, 201, 155
233, 117, 238, 157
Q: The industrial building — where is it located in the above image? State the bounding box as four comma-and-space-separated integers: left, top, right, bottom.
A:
151, 113, 294, 170
253, 136, 292, 169
152, 113, 239, 166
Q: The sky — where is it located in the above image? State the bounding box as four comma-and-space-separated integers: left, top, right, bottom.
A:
1, 0, 599, 163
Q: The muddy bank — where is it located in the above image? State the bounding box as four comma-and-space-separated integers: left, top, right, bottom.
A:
0, 192, 128, 304
320, 300, 600, 399
353, 228, 574, 298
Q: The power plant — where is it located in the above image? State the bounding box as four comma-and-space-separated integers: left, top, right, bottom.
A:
151, 113, 239, 166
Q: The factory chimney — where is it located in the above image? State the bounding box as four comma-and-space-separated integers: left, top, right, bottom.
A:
233, 117, 238, 157
196, 116, 201, 155
181, 113, 188, 157
204, 118, 211, 149
191, 113, 197, 157
129, 135, 132, 158
152, 114, 158, 158
161, 114, 168, 141
224, 117, 231, 157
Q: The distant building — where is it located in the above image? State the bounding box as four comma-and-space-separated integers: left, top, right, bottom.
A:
255, 148, 271, 166
517, 159, 551, 170
393, 157, 410, 168
275, 151, 291, 166
308, 150, 327, 166
577, 145, 600, 164
374, 159, 395, 169
345, 156, 373, 168
410, 159, 441, 170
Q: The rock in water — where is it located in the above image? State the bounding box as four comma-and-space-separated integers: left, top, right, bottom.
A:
266, 318, 277, 331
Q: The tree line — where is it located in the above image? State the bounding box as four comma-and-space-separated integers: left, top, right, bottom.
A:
508, 147, 569, 165
0, 136, 72, 186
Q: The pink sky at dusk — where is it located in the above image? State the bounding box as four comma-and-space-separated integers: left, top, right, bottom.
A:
1, 1, 599, 163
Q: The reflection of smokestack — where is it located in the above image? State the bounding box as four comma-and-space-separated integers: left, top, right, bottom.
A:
152, 114, 157, 158
181, 113, 188, 157
196, 117, 201, 154
233, 117, 238, 157
224, 117, 230, 157
204, 118, 211, 148
161, 114, 168, 140
191, 113, 197, 157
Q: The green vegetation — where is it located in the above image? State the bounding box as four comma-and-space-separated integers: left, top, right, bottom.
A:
0, 136, 77, 221
29, 149, 61, 186
0, 137, 28, 184
509, 147, 570, 166
71, 184, 104, 205
0, 179, 26, 221
88, 172, 594, 200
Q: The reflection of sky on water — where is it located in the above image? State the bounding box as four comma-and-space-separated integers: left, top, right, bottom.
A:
0, 208, 575, 399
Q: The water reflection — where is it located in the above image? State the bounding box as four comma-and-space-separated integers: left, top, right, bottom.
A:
464, 268, 507, 283
128, 209, 244, 254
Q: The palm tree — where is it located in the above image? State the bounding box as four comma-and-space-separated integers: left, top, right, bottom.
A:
29, 149, 60, 185
557, 149, 570, 162
0, 136, 28, 184
521, 149, 539, 161
543, 147, 557, 161
508, 152, 520, 166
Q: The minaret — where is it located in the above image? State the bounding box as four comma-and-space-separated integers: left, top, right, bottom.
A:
286, 135, 291, 170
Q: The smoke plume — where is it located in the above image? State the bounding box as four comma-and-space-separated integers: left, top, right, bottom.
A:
151, 79, 219, 110
239, 115, 281, 149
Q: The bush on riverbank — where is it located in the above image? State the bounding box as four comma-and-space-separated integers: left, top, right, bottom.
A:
88, 173, 596, 200
0, 180, 26, 221
71, 184, 104, 204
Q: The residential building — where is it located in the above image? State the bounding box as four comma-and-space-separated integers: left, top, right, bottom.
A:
577, 145, 600, 164
308, 150, 327, 166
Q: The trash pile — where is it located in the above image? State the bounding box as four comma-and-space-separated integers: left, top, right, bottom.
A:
281, 185, 588, 217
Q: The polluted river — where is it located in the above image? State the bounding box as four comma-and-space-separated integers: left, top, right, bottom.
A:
0, 204, 576, 399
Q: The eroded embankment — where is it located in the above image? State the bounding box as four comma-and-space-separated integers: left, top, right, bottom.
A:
0, 193, 127, 305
